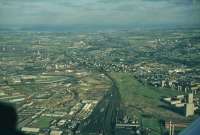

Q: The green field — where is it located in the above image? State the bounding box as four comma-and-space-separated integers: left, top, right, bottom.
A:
111, 72, 184, 118
31, 116, 53, 129
111, 72, 184, 134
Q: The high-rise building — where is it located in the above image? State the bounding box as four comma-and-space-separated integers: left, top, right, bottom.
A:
187, 93, 193, 103
184, 93, 194, 117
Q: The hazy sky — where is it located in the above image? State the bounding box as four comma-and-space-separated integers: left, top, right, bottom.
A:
0, 0, 200, 28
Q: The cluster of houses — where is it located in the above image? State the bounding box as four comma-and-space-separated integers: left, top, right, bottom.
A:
134, 64, 200, 94
21, 119, 80, 135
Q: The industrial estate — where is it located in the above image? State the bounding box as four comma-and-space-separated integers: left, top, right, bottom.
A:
0, 28, 200, 135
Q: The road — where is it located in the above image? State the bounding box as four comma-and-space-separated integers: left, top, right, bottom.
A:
79, 71, 121, 135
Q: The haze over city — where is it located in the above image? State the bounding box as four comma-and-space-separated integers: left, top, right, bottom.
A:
0, 0, 200, 30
